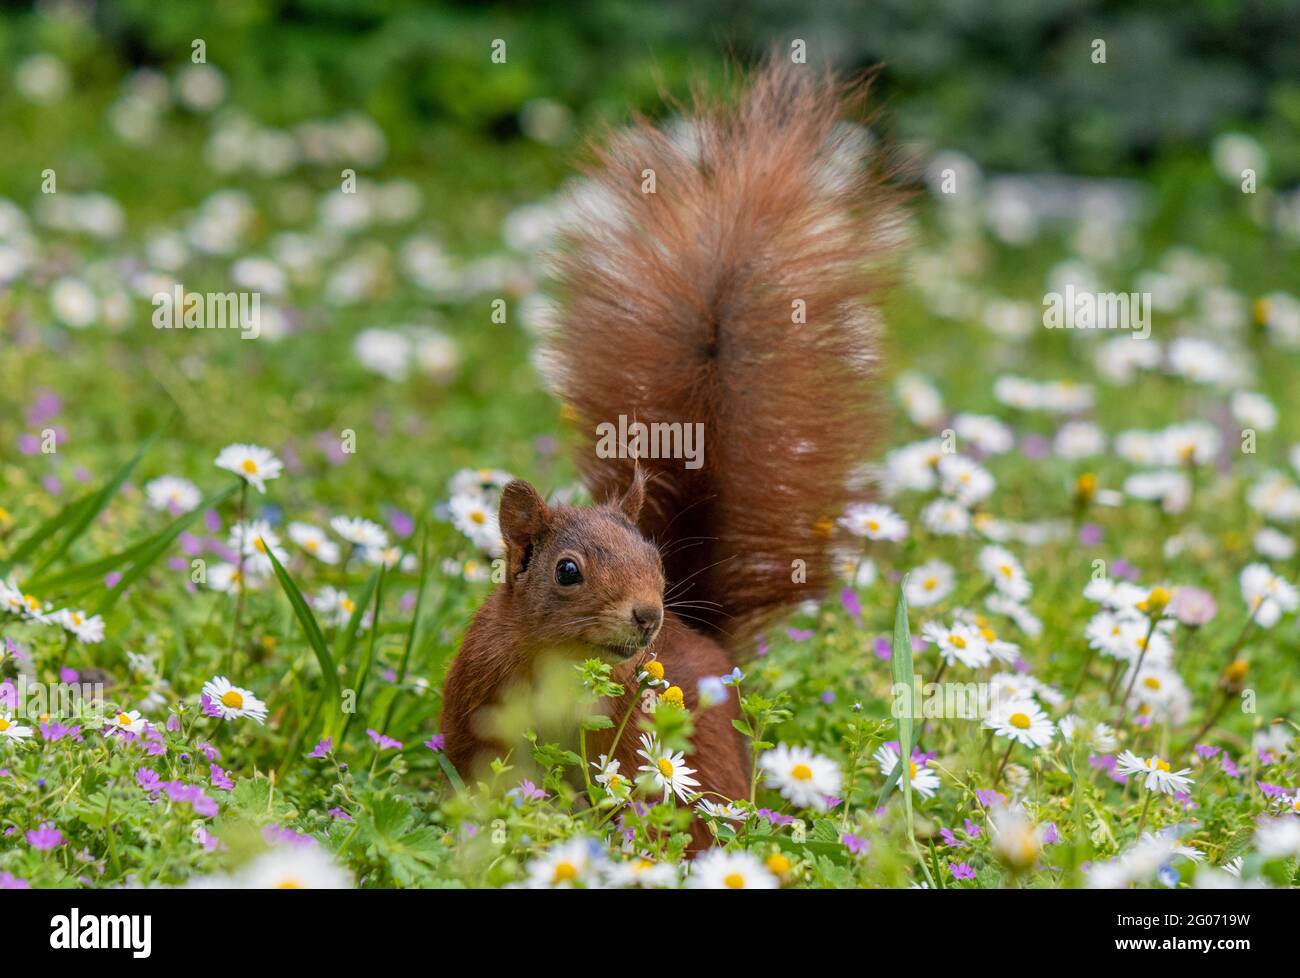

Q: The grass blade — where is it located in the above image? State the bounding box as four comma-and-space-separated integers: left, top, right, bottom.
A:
340, 565, 386, 745
381, 521, 431, 732
264, 544, 339, 737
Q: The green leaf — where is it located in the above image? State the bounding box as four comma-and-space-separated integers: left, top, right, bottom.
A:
95, 484, 238, 615
264, 544, 339, 737
731, 718, 755, 737
8, 426, 165, 579
579, 713, 614, 731
340, 565, 385, 744
26, 483, 234, 597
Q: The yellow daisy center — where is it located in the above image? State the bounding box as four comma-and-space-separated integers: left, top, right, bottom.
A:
657, 758, 674, 778
1142, 676, 1161, 690
221, 689, 244, 709
1009, 712, 1031, 730
723, 872, 746, 889
552, 861, 578, 883
0, 718, 10, 732
644, 660, 665, 681
865, 519, 880, 532
791, 763, 813, 781
470, 511, 486, 524
659, 686, 684, 708
999, 564, 1013, 577
254, 536, 268, 553
765, 853, 791, 875
241, 458, 258, 474
117, 713, 133, 727
908, 760, 919, 779
340, 597, 356, 614
949, 634, 966, 649
276, 879, 301, 889
1150, 757, 1171, 773
980, 626, 996, 642
306, 539, 319, 552
923, 577, 937, 590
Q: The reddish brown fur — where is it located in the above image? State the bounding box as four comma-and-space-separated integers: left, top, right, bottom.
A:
440, 60, 901, 851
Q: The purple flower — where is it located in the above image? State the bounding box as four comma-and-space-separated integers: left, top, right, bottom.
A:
975, 789, 1005, 807
366, 729, 402, 751
166, 713, 181, 733
756, 808, 796, 827
1258, 750, 1275, 766
820, 690, 836, 705
786, 627, 814, 642
200, 693, 222, 719
1111, 558, 1140, 581
39, 721, 81, 743
423, 734, 445, 752
196, 741, 220, 761
0, 680, 16, 709
1221, 755, 1240, 778
841, 833, 869, 855
388, 508, 415, 539
507, 780, 548, 804
160, 780, 218, 818
873, 636, 892, 660
839, 588, 862, 622
328, 807, 353, 821
137, 768, 162, 793
1194, 744, 1222, 759
756, 634, 769, 657
0, 871, 30, 889
195, 827, 220, 852
1078, 522, 1103, 546
263, 825, 315, 848
26, 390, 61, 426
949, 862, 976, 880
963, 818, 982, 839
26, 823, 65, 851
1258, 782, 1288, 798
940, 827, 964, 848
209, 765, 234, 790
308, 736, 333, 758
58, 666, 78, 684
104, 571, 122, 590
1042, 822, 1059, 845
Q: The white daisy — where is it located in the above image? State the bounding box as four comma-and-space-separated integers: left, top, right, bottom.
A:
313, 586, 362, 628
590, 754, 630, 796
904, 561, 955, 607
921, 620, 990, 668
696, 799, 747, 821
984, 698, 1055, 749
937, 453, 995, 505
201, 676, 268, 724
978, 545, 1032, 601
238, 846, 352, 889
287, 522, 341, 564
921, 497, 971, 536
1058, 714, 1118, 753
228, 520, 289, 577
524, 837, 603, 888
604, 857, 679, 888
873, 743, 940, 799
757, 743, 841, 812
839, 502, 908, 542
144, 475, 201, 513
214, 443, 283, 493
107, 709, 146, 735
687, 848, 778, 889
635, 734, 700, 803
1115, 750, 1195, 795
448, 493, 504, 556
1240, 562, 1298, 628
0, 712, 34, 741
1254, 816, 1300, 859
207, 562, 260, 595
329, 515, 389, 550
57, 608, 105, 644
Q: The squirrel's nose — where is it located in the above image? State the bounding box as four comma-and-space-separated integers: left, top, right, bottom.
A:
632, 605, 663, 633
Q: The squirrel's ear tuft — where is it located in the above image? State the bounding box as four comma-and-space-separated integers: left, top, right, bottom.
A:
616, 466, 646, 523
499, 481, 550, 574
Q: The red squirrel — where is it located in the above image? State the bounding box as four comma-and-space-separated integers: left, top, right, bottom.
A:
440, 61, 901, 848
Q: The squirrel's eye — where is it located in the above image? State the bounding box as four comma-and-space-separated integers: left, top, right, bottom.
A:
555, 558, 583, 586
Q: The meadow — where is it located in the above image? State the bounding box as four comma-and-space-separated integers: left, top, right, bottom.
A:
2, 14, 1300, 890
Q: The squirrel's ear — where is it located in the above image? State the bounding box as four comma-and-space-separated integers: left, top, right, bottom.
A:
499, 480, 550, 577
616, 466, 646, 523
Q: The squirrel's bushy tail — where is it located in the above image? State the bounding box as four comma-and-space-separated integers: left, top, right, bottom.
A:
545, 60, 904, 652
